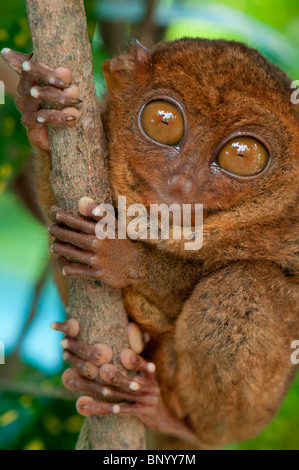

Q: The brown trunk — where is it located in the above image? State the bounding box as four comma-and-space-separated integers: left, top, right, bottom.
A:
26, 0, 146, 450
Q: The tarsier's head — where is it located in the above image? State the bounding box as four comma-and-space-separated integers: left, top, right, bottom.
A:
101, 38, 298, 229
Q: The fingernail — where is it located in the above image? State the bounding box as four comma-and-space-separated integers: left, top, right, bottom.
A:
37, 116, 45, 123
58, 80, 69, 88
144, 333, 151, 343
112, 405, 120, 415
147, 363, 156, 373
92, 207, 101, 216
22, 61, 31, 72
30, 87, 40, 98
50, 244, 54, 253
62, 351, 69, 361
1, 47, 11, 55
129, 381, 140, 391
60, 338, 69, 349
66, 116, 77, 122
70, 98, 83, 104
50, 321, 58, 330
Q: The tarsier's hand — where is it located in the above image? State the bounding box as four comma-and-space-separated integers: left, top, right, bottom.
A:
51, 319, 160, 421
49, 197, 141, 288
51, 318, 199, 443
1, 48, 81, 153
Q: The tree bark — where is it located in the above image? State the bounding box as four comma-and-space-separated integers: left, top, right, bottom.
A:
26, 0, 146, 450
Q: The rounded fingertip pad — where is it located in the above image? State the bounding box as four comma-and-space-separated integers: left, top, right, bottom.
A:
128, 322, 144, 354
76, 396, 94, 416
120, 348, 138, 370
64, 85, 80, 100
92, 343, 113, 366
78, 197, 97, 216
27, 126, 50, 153
62, 368, 79, 391
67, 318, 80, 337
54, 66, 72, 85
82, 361, 99, 380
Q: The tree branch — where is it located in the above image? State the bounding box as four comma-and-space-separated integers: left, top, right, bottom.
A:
26, 0, 146, 450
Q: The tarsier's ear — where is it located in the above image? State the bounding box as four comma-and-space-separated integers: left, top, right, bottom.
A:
102, 40, 151, 93
129, 39, 152, 64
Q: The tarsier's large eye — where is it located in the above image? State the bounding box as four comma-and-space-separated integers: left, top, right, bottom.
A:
141, 100, 184, 145
217, 136, 269, 177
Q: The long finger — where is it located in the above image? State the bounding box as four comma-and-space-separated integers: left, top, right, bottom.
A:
29, 85, 82, 106
21, 61, 71, 88
49, 206, 96, 234
56, 257, 101, 280
62, 369, 157, 405
1, 48, 31, 74
61, 336, 113, 367
76, 396, 156, 417
49, 224, 98, 251
51, 242, 99, 267
62, 350, 99, 380
50, 318, 80, 337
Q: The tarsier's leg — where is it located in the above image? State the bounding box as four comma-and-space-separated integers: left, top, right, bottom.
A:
172, 261, 298, 449
51, 319, 201, 447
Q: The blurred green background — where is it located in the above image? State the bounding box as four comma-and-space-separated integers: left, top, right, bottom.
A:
0, 0, 298, 450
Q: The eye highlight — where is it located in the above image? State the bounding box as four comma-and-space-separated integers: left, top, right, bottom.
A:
217, 136, 269, 177
141, 100, 184, 146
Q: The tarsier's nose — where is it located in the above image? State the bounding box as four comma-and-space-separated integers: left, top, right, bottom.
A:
168, 174, 195, 199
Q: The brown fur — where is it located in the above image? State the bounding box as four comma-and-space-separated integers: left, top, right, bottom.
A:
35, 38, 298, 448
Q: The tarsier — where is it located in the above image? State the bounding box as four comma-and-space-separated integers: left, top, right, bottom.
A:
2, 37, 299, 450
